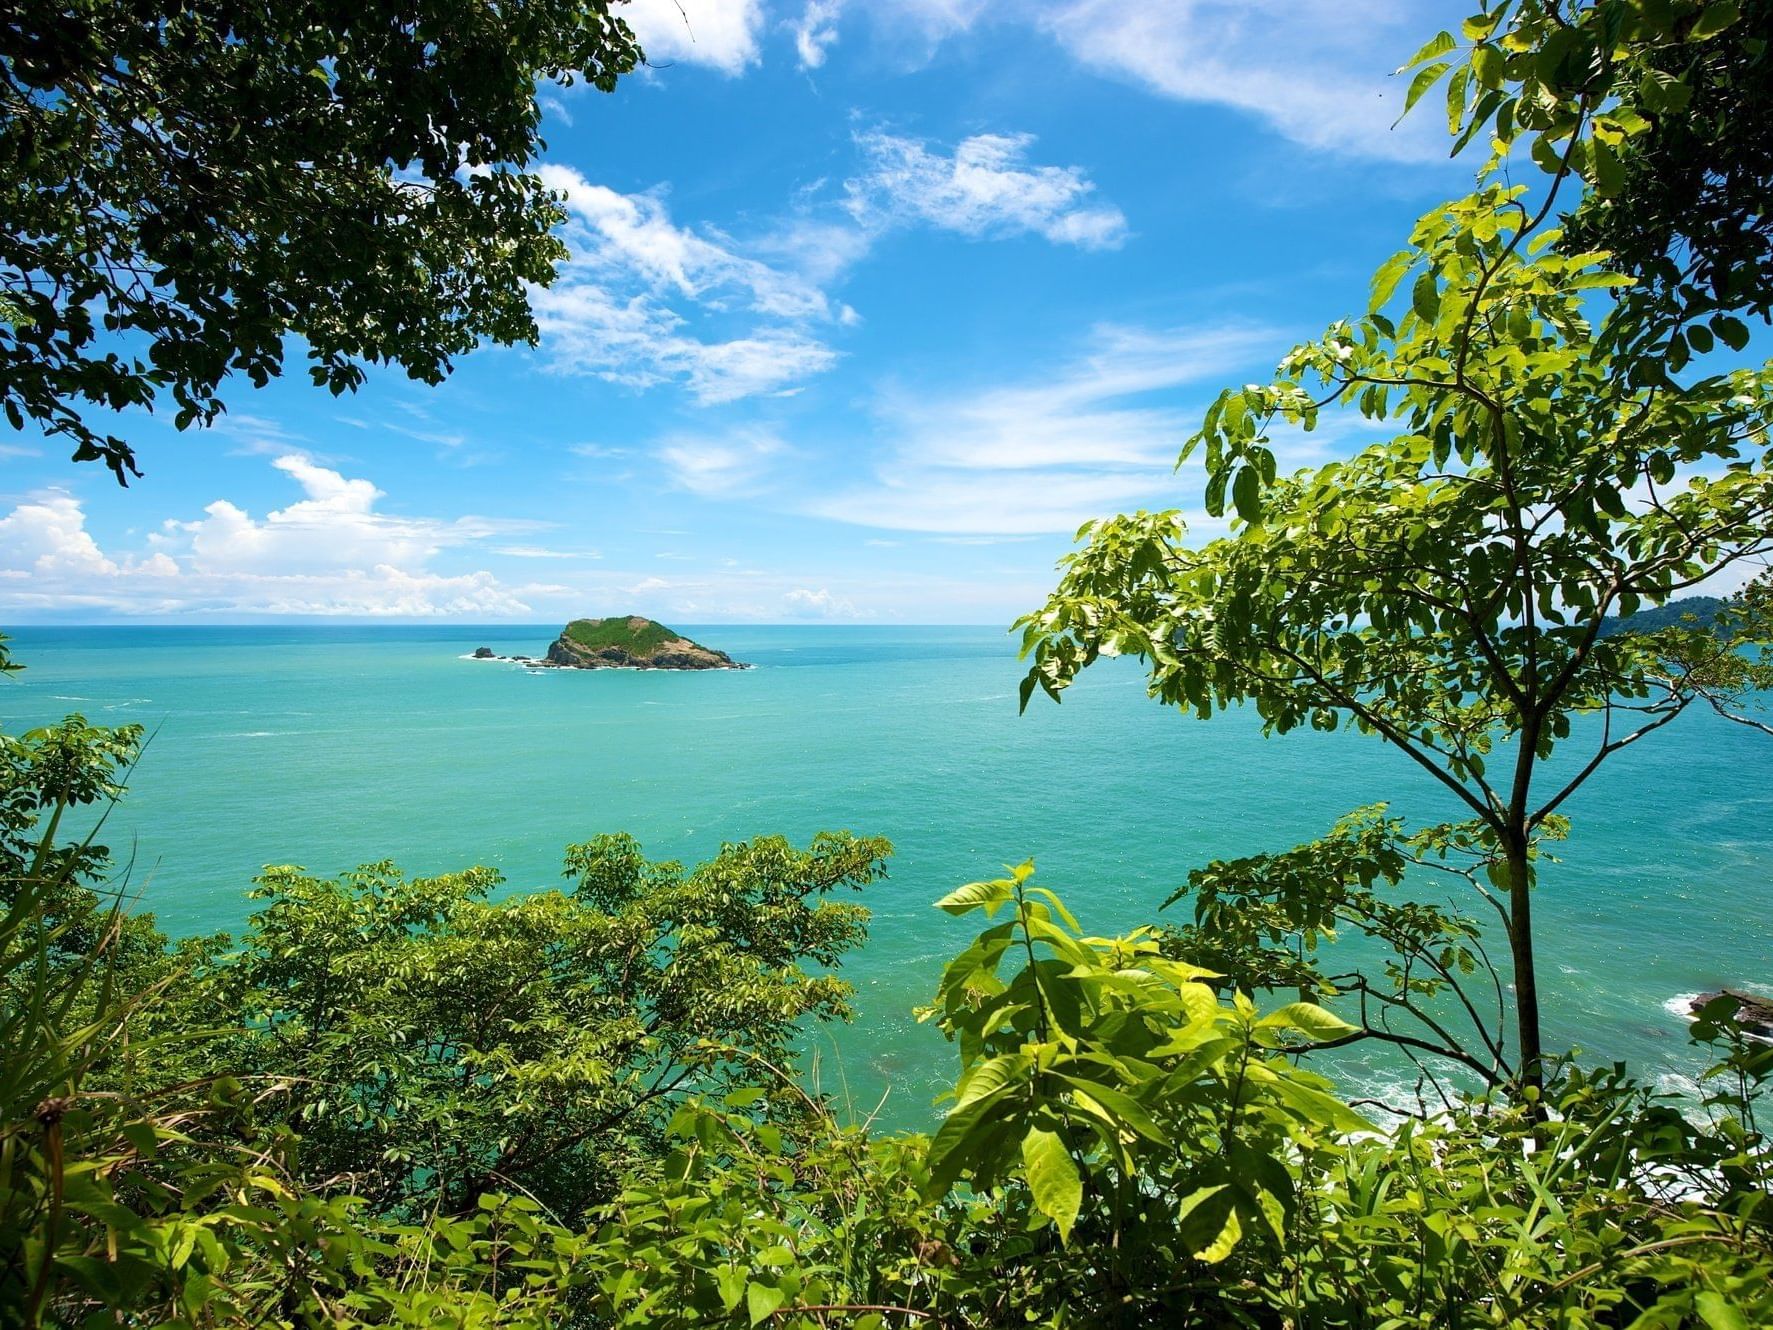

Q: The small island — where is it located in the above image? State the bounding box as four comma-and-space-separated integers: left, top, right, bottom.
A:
470, 616, 748, 671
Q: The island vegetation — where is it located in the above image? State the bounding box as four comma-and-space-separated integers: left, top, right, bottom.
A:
5, 1, 1773, 1327
470, 618, 747, 671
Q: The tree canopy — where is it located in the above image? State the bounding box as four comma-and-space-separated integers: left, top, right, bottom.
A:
0, 0, 641, 481
1419, 0, 1773, 333
1019, 32, 1773, 1088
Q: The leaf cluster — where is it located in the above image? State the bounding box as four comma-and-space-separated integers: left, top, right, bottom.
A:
0, 0, 642, 479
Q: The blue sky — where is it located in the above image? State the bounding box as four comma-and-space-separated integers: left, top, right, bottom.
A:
1, 0, 1473, 623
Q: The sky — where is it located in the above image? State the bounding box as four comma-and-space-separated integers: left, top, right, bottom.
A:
1, 0, 1478, 624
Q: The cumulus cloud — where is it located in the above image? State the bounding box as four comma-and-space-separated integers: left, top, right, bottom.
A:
623, 0, 765, 75
845, 131, 1128, 249
811, 322, 1282, 535
0, 458, 546, 617
784, 587, 858, 619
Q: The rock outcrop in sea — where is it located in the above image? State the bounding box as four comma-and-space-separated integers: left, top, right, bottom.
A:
545, 616, 745, 670
467, 617, 747, 671
1689, 989, 1773, 1039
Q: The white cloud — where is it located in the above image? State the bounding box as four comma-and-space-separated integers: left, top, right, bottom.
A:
792, 0, 845, 68
623, 0, 765, 75
811, 2, 1449, 161
528, 134, 1126, 403
492, 545, 602, 560
531, 165, 845, 402
845, 131, 1127, 249
0, 458, 543, 617
0, 492, 124, 577
1038, 0, 1450, 162
657, 429, 786, 496
811, 322, 1280, 534
784, 587, 859, 618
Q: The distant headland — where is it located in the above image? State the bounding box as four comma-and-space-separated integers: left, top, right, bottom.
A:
469, 616, 748, 671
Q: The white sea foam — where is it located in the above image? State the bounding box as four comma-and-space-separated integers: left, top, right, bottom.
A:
1663, 992, 1702, 1024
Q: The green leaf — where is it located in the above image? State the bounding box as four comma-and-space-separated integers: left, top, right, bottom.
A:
1590, 138, 1625, 196
716, 1265, 747, 1312
936, 877, 1015, 916
1232, 466, 1261, 522
1403, 30, 1457, 68
747, 1281, 786, 1325
1051, 1072, 1170, 1146
1404, 60, 1452, 114
1471, 44, 1504, 89
1637, 68, 1693, 113
1369, 251, 1413, 311
1177, 1185, 1243, 1263
1695, 1291, 1748, 1330
1412, 272, 1440, 322
1690, 2, 1742, 41
1204, 467, 1229, 516
1712, 314, 1750, 351
1020, 1126, 1083, 1242
1255, 1001, 1359, 1040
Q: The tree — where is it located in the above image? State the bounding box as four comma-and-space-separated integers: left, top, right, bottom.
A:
1419, 0, 1773, 335
1017, 182, 1773, 1093
0, 0, 642, 482
173, 831, 886, 1220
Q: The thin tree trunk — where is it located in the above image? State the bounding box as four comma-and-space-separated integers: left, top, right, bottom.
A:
1505, 838, 1543, 1097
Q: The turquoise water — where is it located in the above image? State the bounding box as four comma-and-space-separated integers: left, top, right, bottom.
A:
4, 624, 1770, 1126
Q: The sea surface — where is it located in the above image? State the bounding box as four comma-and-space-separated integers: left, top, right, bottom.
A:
4, 624, 1770, 1127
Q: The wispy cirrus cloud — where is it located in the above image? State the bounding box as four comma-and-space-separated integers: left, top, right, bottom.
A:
810, 322, 1280, 535
656, 428, 788, 497
530, 164, 850, 402
794, 1, 1449, 163
531, 130, 1128, 403
1038, 0, 1448, 163
844, 130, 1128, 250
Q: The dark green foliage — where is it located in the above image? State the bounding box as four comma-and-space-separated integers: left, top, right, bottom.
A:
1416, 0, 1773, 338
2, 687, 1770, 1326
563, 616, 683, 653
0, 0, 642, 481
167, 830, 883, 1221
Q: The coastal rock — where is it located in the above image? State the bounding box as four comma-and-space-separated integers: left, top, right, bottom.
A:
472, 646, 495, 659
543, 616, 746, 671
1690, 989, 1773, 1038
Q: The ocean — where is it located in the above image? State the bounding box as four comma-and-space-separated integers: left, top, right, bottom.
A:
4, 623, 1769, 1126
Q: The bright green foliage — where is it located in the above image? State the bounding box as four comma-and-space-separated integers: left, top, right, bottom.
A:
1163, 806, 1543, 1094
173, 831, 883, 1221
0, 0, 642, 481
1018, 180, 1773, 1088
1409, 0, 1773, 333
1263, 1058, 1773, 1328
920, 864, 1366, 1297
2, 699, 1770, 1327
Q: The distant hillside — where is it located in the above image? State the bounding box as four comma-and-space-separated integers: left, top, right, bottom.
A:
1597, 595, 1726, 638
